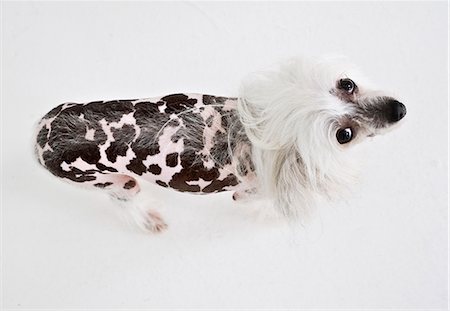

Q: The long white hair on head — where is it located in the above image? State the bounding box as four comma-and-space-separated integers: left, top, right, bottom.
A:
237, 56, 361, 219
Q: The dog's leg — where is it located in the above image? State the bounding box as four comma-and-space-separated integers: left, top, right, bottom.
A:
71, 173, 167, 233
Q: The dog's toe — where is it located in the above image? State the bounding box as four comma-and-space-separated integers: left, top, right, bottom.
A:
143, 211, 168, 233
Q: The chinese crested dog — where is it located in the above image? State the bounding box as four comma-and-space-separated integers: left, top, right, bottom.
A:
35, 56, 406, 232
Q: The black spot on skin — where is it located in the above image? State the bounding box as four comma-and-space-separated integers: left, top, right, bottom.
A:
93, 129, 107, 143
83, 100, 134, 123
166, 153, 179, 167
148, 164, 162, 175
168, 150, 221, 192
94, 182, 113, 188
123, 180, 136, 189
168, 178, 201, 192
96, 163, 118, 172
205, 115, 214, 127
126, 157, 148, 176
70, 167, 98, 175
162, 94, 197, 114
80, 144, 102, 164
36, 126, 49, 148
202, 174, 239, 193
134, 101, 163, 122
202, 95, 235, 109
59, 104, 84, 120
156, 180, 168, 188
171, 133, 182, 143
43, 103, 64, 118
106, 124, 136, 162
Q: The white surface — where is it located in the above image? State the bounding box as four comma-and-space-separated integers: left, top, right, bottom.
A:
1, 1, 448, 309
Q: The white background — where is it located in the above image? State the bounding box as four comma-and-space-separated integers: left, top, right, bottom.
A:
2, 1, 448, 309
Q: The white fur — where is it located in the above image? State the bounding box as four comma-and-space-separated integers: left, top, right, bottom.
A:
237, 56, 401, 219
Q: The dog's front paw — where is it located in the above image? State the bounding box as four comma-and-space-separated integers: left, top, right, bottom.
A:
232, 188, 257, 202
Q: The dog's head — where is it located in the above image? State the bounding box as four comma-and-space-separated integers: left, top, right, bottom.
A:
238, 56, 406, 217
313, 58, 406, 147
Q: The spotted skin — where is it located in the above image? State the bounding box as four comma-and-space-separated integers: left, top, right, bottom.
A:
35, 94, 256, 201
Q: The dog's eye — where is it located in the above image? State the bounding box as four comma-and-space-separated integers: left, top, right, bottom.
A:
338, 79, 356, 94
336, 128, 353, 144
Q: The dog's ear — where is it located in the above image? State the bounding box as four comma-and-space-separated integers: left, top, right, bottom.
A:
267, 146, 314, 219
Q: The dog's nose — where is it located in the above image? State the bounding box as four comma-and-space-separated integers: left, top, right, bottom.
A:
388, 100, 407, 122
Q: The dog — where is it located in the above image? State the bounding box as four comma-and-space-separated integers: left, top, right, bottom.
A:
34, 56, 406, 232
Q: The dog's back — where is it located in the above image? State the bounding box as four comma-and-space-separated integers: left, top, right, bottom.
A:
35, 93, 253, 194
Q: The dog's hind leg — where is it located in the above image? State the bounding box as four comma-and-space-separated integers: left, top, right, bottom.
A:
69, 172, 167, 233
